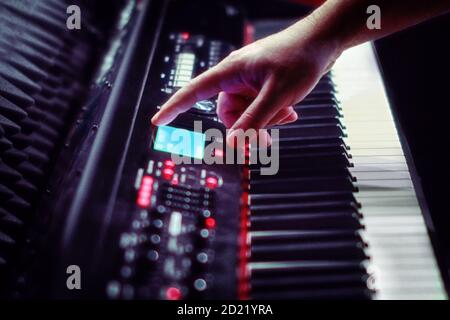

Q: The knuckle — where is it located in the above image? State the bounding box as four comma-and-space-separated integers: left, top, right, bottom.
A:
239, 111, 261, 129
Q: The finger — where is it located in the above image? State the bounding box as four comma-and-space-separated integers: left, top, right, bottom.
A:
217, 92, 250, 128
254, 129, 272, 148
266, 106, 297, 126
217, 92, 271, 149
277, 111, 298, 125
227, 78, 288, 143
151, 61, 239, 125
217, 93, 296, 129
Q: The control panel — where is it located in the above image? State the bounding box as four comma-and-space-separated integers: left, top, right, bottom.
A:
102, 29, 243, 299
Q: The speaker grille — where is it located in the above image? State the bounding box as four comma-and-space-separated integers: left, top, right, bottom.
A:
0, 0, 110, 295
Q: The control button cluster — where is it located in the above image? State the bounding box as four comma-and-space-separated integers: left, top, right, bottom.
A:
108, 161, 220, 299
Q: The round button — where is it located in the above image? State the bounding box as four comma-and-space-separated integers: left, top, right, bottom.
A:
197, 252, 208, 264
162, 168, 175, 180
150, 234, 161, 244
166, 287, 182, 300
194, 279, 207, 291
153, 219, 163, 229
205, 176, 218, 189
200, 229, 209, 238
164, 160, 175, 169
205, 217, 216, 229
147, 250, 159, 261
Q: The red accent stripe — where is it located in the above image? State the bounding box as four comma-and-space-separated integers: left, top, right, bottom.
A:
237, 23, 255, 301
238, 141, 251, 299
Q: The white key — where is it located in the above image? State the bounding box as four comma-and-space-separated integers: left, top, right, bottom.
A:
333, 43, 447, 300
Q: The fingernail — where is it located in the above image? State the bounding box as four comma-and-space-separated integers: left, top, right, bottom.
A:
151, 112, 164, 125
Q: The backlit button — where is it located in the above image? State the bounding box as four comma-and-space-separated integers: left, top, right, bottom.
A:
166, 287, 182, 300
181, 32, 190, 40
137, 196, 150, 208
142, 176, 154, 185
164, 160, 175, 169
205, 217, 216, 229
137, 175, 153, 208
205, 176, 218, 189
162, 168, 175, 180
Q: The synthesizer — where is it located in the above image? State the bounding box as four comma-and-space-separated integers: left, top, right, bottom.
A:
0, 0, 448, 300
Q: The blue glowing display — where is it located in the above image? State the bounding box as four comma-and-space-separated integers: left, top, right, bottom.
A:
153, 125, 205, 159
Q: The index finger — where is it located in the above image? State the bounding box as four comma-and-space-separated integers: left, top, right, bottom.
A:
151, 61, 238, 125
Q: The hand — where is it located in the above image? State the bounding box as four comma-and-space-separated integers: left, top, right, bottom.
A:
151, 18, 342, 145
152, 0, 450, 146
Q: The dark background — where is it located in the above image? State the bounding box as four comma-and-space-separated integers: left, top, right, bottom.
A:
375, 13, 450, 280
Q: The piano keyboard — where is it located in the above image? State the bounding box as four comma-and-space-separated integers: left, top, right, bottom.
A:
246, 43, 447, 300
334, 43, 447, 300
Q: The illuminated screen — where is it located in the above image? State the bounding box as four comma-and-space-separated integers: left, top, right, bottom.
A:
153, 125, 205, 159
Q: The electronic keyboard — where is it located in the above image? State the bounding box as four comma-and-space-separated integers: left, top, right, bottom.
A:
0, 0, 447, 300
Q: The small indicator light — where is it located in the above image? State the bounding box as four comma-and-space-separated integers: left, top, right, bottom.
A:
137, 196, 150, 208
142, 176, 154, 185
205, 176, 218, 189
166, 287, 181, 300
205, 217, 216, 229
136, 176, 153, 208
181, 32, 190, 40
162, 168, 175, 181
164, 160, 176, 169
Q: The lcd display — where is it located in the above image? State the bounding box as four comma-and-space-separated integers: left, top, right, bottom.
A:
153, 125, 205, 160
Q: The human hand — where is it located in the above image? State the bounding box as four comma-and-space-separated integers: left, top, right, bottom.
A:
151, 18, 342, 145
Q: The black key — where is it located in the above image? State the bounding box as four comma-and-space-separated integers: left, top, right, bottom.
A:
250, 229, 362, 245
250, 211, 362, 231
277, 123, 344, 139
250, 240, 367, 261
251, 287, 372, 300
250, 191, 356, 205
250, 200, 359, 215
251, 272, 369, 291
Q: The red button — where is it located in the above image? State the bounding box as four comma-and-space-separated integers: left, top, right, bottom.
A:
181, 32, 190, 40
162, 168, 175, 180
136, 175, 153, 208
142, 176, 154, 185
205, 217, 216, 229
164, 160, 175, 169
166, 287, 181, 300
205, 176, 218, 189
137, 196, 150, 208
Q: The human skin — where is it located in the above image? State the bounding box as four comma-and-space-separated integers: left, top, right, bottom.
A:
151, 0, 450, 145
